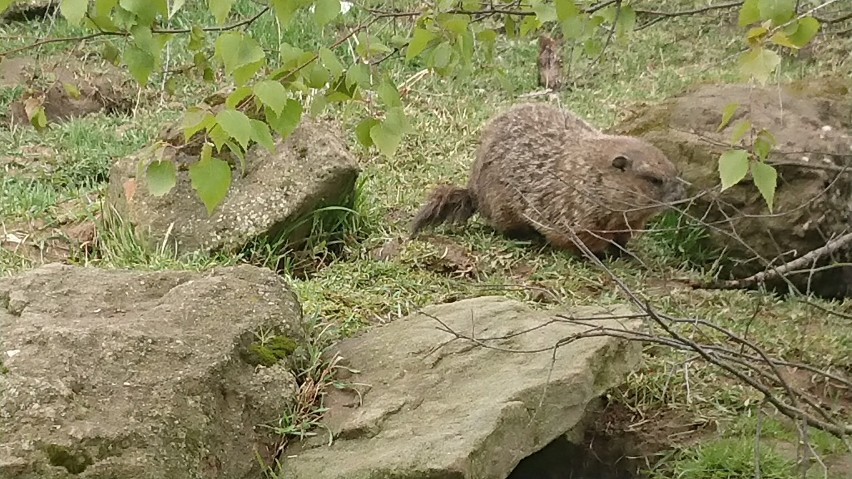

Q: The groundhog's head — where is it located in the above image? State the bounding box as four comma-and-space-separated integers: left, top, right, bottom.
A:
594, 135, 687, 218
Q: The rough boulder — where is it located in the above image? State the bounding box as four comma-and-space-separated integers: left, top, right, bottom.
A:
281, 296, 643, 479
0, 263, 303, 479
614, 79, 852, 298
107, 118, 360, 256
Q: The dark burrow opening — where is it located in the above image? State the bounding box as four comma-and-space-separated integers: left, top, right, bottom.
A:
507, 432, 642, 479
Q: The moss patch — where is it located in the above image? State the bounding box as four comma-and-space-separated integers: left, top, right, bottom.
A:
245, 335, 298, 367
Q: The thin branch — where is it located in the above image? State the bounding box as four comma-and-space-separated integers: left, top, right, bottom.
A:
634, 1, 744, 18
1, 6, 270, 57
693, 232, 852, 291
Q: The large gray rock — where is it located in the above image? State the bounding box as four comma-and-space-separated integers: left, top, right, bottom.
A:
0, 263, 303, 479
281, 296, 642, 479
614, 79, 852, 299
107, 118, 360, 256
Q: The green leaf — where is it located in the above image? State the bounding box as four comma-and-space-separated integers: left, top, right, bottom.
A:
169, 0, 186, 18
253, 80, 288, 115
370, 107, 410, 157
189, 25, 206, 51
615, 5, 636, 40
310, 94, 327, 116
738, 0, 761, 26
120, 0, 167, 24
718, 102, 739, 131
561, 14, 588, 40
233, 60, 265, 86
60, 0, 89, 25
407, 27, 438, 60
123, 44, 156, 85
555, 0, 579, 21
30, 107, 48, 131
225, 86, 252, 109
0, 0, 15, 15
250, 119, 276, 151
719, 149, 750, 191
314, 0, 340, 26
208, 124, 230, 151
266, 99, 303, 138
215, 32, 266, 80
326, 79, 356, 103
208, 0, 236, 25
430, 41, 452, 69
753, 129, 776, 160
758, 0, 795, 25
504, 14, 516, 38
180, 107, 215, 141
519, 15, 541, 38
355, 117, 379, 148
769, 31, 799, 49
90, 0, 118, 28
583, 37, 603, 57
319, 47, 345, 79
384, 106, 412, 135
189, 153, 232, 215
370, 122, 402, 157
270, 0, 302, 26
532, 2, 556, 23
730, 119, 752, 144
102, 42, 121, 64
750, 161, 777, 212
278, 43, 308, 71
215, 109, 253, 150
345, 63, 371, 89
146, 160, 177, 196
787, 17, 820, 47
354, 33, 392, 59
306, 62, 330, 89
377, 80, 402, 108
438, 14, 469, 35
738, 47, 780, 85
63, 83, 82, 99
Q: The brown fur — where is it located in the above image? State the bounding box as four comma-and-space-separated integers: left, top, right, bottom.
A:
537, 35, 564, 91
410, 102, 687, 256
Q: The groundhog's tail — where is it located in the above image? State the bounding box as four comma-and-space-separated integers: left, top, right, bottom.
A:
410, 184, 477, 236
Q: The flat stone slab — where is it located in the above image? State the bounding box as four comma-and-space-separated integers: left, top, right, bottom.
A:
281, 296, 643, 479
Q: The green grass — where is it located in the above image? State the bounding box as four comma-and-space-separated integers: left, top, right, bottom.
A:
1, 0, 850, 475
651, 437, 799, 479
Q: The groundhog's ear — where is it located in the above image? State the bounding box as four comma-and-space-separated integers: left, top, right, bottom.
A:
612, 155, 631, 171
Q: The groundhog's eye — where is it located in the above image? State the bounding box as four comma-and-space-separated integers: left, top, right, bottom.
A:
646, 176, 664, 186
612, 155, 630, 171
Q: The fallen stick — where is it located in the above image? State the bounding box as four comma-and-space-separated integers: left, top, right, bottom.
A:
691, 231, 852, 291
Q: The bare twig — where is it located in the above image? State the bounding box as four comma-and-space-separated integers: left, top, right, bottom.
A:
1, 7, 271, 57
692, 232, 852, 291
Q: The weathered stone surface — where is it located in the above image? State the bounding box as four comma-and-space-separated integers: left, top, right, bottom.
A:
281, 296, 642, 479
107, 118, 360, 255
0, 263, 303, 479
613, 79, 852, 298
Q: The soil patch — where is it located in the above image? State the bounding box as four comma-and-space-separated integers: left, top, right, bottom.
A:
3, 55, 135, 127
1, 198, 98, 264
422, 236, 479, 278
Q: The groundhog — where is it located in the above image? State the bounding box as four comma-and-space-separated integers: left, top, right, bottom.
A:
410, 102, 687, 256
